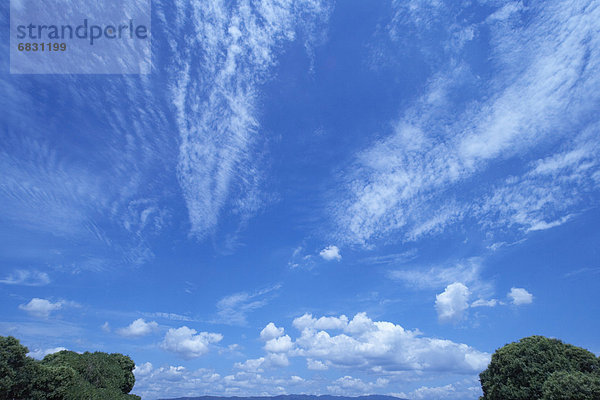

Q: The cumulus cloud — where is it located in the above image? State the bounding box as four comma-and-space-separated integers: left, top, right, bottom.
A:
289, 312, 489, 373
234, 357, 267, 373
327, 375, 388, 396
292, 313, 349, 331
161, 326, 222, 359
234, 353, 290, 372
260, 322, 285, 341
19, 298, 63, 318
319, 245, 342, 261
116, 318, 158, 338
133, 364, 307, 399
264, 335, 294, 353
0, 270, 50, 286
508, 287, 533, 305
435, 283, 470, 323
133, 361, 153, 377
306, 358, 329, 370
403, 378, 483, 400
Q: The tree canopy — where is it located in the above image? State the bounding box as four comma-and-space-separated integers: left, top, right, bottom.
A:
0, 336, 140, 400
479, 335, 600, 400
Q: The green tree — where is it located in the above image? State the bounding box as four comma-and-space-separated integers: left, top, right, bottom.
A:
542, 371, 600, 400
0, 336, 30, 400
480, 335, 600, 400
42, 350, 139, 399
0, 336, 140, 400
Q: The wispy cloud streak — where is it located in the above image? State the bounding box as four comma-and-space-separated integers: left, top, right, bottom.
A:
334, 0, 600, 245
167, 0, 331, 238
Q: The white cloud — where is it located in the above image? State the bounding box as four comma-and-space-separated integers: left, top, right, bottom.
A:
133, 364, 306, 399
0, 270, 50, 286
216, 285, 280, 326
143, 312, 195, 322
19, 298, 62, 318
289, 312, 489, 373
471, 299, 498, 308
116, 318, 158, 338
161, 326, 223, 359
27, 347, 67, 360
319, 245, 342, 261
508, 287, 533, 305
0, 129, 163, 272
390, 258, 482, 290
306, 358, 329, 370
234, 353, 290, 373
266, 353, 289, 369
292, 313, 349, 331
406, 379, 483, 400
327, 375, 388, 396
170, 0, 332, 239
287, 246, 316, 269
264, 335, 294, 353
101, 322, 111, 332
133, 361, 153, 377
260, 322, 285, 340
234, 357, 267, 373
333, 0, 600, 246
527, 215, 573, 232
435, 283, 470, 323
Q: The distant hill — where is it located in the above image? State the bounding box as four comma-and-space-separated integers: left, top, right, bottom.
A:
159, 395, 408, 400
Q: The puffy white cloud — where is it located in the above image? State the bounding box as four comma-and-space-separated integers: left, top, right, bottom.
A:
264, 335, 294, 353
508, 287, 533, 305
327, 375, 388, 396
0, 270, 50, 286
234, 353, 290, 373
290, 312, 489, 373
292, 313, 349, 331
161, 326, 223, 359
319, 245, 342, 261
133, 362, 153, 377
133, 364, 307, 399
19, 298, 62, 318
268, 353, 290, 368
234, 357, 267, 373
117, 318, 158, 338
260, 322, 284, 340
27, 347, 67, 360
396, 376, 484, 400
306, 358, 329, 370
436, 283, 470, 323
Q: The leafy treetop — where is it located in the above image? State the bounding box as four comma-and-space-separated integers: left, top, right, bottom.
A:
0, 335, 140, 400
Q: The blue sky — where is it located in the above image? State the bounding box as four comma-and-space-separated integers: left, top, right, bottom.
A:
1, 0, 600, 399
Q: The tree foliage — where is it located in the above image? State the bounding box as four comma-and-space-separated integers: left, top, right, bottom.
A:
480, 335, 600, 400
0, 336, 140, 400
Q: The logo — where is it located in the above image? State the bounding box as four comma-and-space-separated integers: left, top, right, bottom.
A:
10, 0, 151, 74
